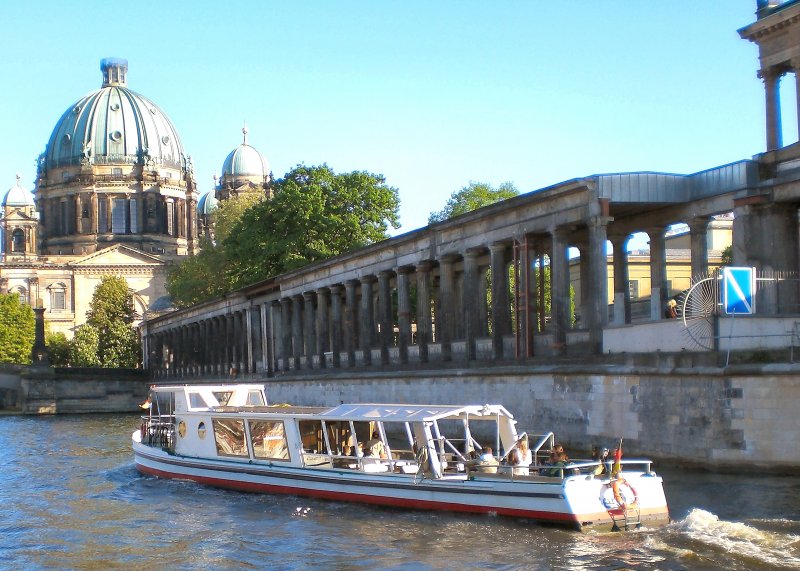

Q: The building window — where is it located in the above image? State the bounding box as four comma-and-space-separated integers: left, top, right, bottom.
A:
112, 167, 122, 177
212, 419, 247, 457
166, 200, 175, 236
129, 198, 138, 233
112, 198, 127, 234
14, 288, 27, 305
49, 283, 67, 311
11, 229, 25, 253
628, 280, 639, 300
249, 420, 290, 461
98, 200, 108, 233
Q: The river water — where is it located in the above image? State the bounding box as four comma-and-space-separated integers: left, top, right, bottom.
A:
1, 414, 799, 571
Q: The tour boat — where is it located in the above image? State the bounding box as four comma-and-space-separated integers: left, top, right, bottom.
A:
132, 384, 670, 531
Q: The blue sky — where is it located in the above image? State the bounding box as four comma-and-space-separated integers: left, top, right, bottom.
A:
0, 1, 780, 235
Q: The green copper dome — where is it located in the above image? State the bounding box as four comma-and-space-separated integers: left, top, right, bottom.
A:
43, 58, 187, 171
221, 125, 269, 178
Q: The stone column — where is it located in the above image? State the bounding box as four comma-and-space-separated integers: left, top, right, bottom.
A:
576, 241, 591, 330
344, 280, 359, 367
329, 285, 343, 368
271, 300, 283, 374
733, 200, 800, 314
587, 217, 610, 353
416, 261, 433, 363
303, 292, 316, 369
74, 194, 82, 235
360, 275, 375, 366
280, 297, 292, 372
462, 248, 481, 361
518, 239, 535, 358
760, 67, 783, 151
648, 226, 667, 320
610, 234, 631, 325
489, 242, 511, 359
437, 255, 456, 362
689, 217, 709, 280
316, 287, 330, 368
261, 304, 273, 377
396, 267, 413, 364
550, 227, 570, 351
377, 271, 393, 365
90, 192, 98, 234
246, 308, 255, 373
291, 294, 304, 370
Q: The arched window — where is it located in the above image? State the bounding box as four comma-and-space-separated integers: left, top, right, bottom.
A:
49, 282, 67, 311
11, 229, 25, 253
13, 287, 27, 305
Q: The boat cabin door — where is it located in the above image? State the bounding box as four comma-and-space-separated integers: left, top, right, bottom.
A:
412, 422, 442, 479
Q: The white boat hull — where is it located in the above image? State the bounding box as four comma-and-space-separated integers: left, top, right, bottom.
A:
133, 434, 669, 531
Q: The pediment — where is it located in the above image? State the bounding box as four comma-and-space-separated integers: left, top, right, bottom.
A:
70, 244, 166, 267
2, 209, 38, 223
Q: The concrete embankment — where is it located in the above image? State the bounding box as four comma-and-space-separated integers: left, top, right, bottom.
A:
5, 362, 800, 472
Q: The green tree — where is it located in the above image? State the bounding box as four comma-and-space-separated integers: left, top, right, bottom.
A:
69, 324, 100, 367
167, 237, 232, 308
79, 276, 141, 367
45, 331, 71, 367
428, 181, 519, 224
0, 293, 35, 364
721, 245, 733, 266
224, 164, 400, 288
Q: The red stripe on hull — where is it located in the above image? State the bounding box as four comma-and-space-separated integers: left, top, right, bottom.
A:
135, 462, 582, 527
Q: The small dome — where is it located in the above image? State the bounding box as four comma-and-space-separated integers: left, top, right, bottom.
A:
3, 175, 35, 207
221, 125, 269, 178
44, 58, 186, 171
197, 190, 218, 215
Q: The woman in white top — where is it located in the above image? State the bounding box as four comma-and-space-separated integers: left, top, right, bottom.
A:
511, 438, 533, 476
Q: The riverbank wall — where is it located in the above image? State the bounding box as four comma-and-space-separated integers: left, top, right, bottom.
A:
6, 362, 800, 472
254, 364, 800, 473
18, 367, 149, 414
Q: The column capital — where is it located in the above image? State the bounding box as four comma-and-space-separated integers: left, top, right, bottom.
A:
489, 240, 510, 252
588, 215, 613, 229
438, 253, 459, 265
550, 225, 571, 240
415, 260, 435, 273
329, 283, 344, 294
378, 269, 394, 279
688, 216, 710, 232
608, 232, 631, 247
303, 291, 316, 301
757, 66, 784, 82
360, 274, 377, 284
344, 278, 360, 289
463, 246, 485, 259
396, 264, 415, 275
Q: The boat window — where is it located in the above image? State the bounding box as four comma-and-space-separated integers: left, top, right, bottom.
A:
212, 419, 248, 457
247, 390, 265, 406
212, 391, 233, 406
249, 420, 290, 461
298, 420, 326, 454
188, 392, 207, 409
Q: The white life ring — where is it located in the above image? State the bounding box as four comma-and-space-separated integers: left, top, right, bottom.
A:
600, 479, 638, 509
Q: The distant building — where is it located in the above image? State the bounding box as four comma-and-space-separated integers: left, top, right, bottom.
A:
1, 58, 206, 337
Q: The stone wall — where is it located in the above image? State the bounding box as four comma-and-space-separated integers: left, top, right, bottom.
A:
255, 364, 800, 473
20, 368, 149, 414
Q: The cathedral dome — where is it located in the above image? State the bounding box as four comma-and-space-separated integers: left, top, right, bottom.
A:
2, 175, 34, 207
221, 125, 269, 178
197, 190, 218, 215
43, 58, 187, 171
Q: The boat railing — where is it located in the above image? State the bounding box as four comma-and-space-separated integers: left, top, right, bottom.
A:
466, 458, 654, 480
140, 414, 176, 451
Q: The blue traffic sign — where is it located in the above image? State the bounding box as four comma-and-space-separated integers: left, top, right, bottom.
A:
723, 267, 755, 315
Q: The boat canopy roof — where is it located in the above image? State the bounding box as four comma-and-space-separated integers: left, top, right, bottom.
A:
318, 404, 515, 423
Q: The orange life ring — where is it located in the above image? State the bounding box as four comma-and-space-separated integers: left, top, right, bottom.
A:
611, 478, 638, 508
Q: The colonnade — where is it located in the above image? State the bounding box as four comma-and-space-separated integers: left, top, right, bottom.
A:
146, 213, 723, 378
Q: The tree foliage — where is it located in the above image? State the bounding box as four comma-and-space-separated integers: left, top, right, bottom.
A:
69, 324, 100, 367
428, 181, 519, 224
168, 164, 400, 307
80, 276, 140, 367
0, 293, 35, 364
45, 331, 70, 367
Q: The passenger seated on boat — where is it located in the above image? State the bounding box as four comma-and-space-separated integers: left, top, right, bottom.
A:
544, 451, 569, 477
591, 446, 609, 476
365, 435, 386, 459
467, 447, 499, 474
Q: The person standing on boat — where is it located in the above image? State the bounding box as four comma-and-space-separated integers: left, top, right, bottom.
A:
509, 437, 532, 476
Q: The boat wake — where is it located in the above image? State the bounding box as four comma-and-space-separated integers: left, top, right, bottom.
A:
658, 508, 800, 569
